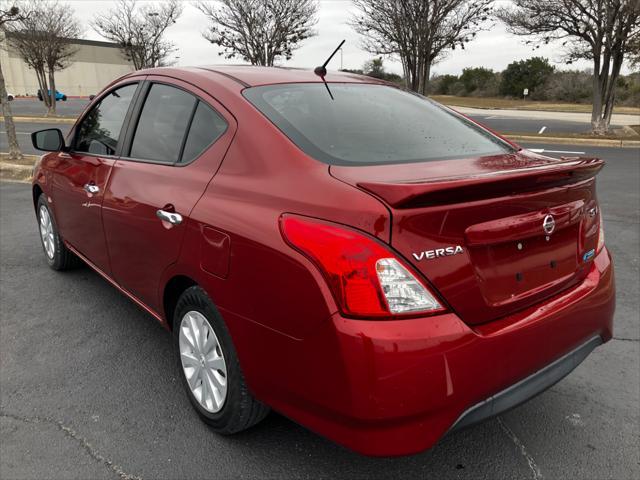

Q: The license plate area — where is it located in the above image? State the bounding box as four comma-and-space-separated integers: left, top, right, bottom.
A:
468, 224, 581, 306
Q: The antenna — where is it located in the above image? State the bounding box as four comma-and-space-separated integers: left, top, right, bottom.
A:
314, 39, 345, 100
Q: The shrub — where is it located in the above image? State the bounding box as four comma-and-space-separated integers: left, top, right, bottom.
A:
459, 67, 497, 95
430, 74, 459, 94
500, 57, 554, 98
541, 70, 592, 103
362, 57, 403, 83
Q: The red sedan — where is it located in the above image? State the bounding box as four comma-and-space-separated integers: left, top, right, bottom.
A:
31, 66, 615, 457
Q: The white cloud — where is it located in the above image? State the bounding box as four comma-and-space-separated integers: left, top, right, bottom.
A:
70, 0, 607, 75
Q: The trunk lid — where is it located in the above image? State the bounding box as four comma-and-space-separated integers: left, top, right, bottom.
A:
330, 150, 603, 325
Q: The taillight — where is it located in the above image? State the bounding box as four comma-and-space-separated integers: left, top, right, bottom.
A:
280, 215, 446, 319
597, 210, 605, 253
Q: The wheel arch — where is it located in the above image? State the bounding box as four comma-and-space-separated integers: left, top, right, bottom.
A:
163, 275, 199, 330
32, 184, 44, 212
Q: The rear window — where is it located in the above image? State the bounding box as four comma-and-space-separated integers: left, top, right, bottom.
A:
243, 83, 514, 166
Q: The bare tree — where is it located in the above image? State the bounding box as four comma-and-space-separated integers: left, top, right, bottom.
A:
497, 0, 640, 134
5, 0, 80, 115
195, 0, 318, 66
627, 34, 640, 70
351, 0, 493, 95
92, 0, 183, 70
0, 1, 29, 160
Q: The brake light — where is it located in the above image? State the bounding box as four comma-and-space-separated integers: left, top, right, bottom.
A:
280, 215, 446, 318
597, 210, 605, 253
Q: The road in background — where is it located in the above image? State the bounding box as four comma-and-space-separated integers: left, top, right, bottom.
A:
0, 116, 618, 155
6, 98, 638, 154
473, 114, 593, 135
0, 122, 73, 156
5, 97, 89, 117
1, 143, 638, 479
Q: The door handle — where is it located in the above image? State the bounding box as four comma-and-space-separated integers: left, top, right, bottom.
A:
84, 183, 100, 194
156, 209, 183, 225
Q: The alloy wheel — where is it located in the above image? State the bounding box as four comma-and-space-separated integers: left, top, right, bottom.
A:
39, 205, 55, 259
179, 310, 228, 413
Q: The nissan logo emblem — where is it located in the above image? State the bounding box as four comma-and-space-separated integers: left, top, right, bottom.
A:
543, 214, 556, 235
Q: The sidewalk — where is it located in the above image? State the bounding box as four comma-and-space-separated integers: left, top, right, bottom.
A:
453, 106, 640, 126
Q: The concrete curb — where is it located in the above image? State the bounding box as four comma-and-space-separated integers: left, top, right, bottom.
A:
505, 135, 640, 148
0, 161, 34, 183
6, 116, 76, 124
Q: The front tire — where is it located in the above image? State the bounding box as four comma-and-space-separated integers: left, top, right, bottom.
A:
174, 286, 269, 434
36, 194, 80, 270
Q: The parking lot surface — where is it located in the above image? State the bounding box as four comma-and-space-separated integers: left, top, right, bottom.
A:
2, 97, 613, 156
0, 143, 638, 479
6, 97, 89, 118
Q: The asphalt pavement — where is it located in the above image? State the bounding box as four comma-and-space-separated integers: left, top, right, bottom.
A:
5, 97, 89, 117
0, 118, 606, 156
4, 98, 631, 154
0, 143, 638, 479
0, 122, 73, 156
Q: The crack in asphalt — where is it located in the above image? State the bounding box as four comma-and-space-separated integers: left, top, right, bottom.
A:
0, 412, 143, 480
497, 416, 543, 480
612, 336, 640, 342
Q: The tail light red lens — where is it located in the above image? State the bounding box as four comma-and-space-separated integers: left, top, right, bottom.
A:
280, 215, 446, 319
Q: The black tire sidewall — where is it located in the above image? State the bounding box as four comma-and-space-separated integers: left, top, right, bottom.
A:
173, 286, 246, 431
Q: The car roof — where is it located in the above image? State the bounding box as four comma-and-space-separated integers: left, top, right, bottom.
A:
138, 65, 391, 88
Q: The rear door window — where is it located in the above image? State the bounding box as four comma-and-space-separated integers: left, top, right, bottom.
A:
180, 102, 228, 163
74, 83, 138, 156
129, 84, 197, 164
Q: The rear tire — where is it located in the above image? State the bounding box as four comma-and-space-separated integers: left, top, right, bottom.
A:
36, 194, 80, 270
173, 286, 269, 434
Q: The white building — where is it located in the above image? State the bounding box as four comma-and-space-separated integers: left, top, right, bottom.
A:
1, 36, 134, 97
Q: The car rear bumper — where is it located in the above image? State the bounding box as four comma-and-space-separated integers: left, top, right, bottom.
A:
449, 334, 602, 433
245, 248, 614, 457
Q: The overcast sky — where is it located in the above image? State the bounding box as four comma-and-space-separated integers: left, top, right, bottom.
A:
70, 0, 607, 75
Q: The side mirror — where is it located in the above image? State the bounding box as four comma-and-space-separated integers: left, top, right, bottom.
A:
31, 128, 66, 152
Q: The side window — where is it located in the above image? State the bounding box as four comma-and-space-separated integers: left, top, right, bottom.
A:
74, 83, 138, 156
180, 102, 228, 163
129, 84, 196, 164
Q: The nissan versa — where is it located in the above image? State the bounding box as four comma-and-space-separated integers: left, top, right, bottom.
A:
30, 66, 615, 457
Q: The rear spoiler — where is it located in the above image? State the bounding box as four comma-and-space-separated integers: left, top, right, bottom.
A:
358, 158, 604, 208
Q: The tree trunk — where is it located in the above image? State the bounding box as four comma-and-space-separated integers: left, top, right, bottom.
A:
590, 59, 606, 135
0, 62, 23, 161
420, 61, 431, 96
35, 68, 50, 111
400, 56, 410, 90
47, 69, 56, 116
601, 52, 624, 134
407, 54, 418, 92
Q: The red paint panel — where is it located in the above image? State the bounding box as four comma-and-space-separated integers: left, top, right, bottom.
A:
32, 66, 616, 457
200, 226, 230, 278
47, 152, 115, 273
